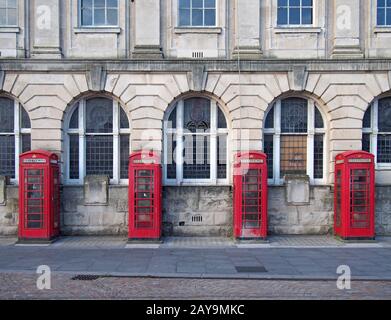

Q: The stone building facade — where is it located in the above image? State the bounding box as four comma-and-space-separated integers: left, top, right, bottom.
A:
0, 0, 391, 237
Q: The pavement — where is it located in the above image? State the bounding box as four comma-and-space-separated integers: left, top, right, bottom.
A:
0, 235, 391, 280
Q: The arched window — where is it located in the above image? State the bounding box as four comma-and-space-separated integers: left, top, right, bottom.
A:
0, 96, 31, 181
164, 97, 228, 184
362, 97, 391, 165
65, 96, 130, 184
263, 97, 325, 184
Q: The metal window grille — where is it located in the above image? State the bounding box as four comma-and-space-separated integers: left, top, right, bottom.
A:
178, 0, 216, 27
264, 134, 274, 179
277, 0, 313, 26
21, 107, 31, 128
0, 0, 17, 26
184, 98, 211, 132
69, 134, 80, 179
69, 106, 79, 129
81, 0, 118, 26
120, 134, 129, 179
183, 135, 210, 179
378, 98, 391, 132
377, 134, 391, 163
362, 133, 371, 153
377, 0, 391, 26
21, 134, 31, 154
217, 135, 227, 179
265, 106, 274, 128
280, 135, 307, 176
281, 98, 308, 133
0, 135, 15, 178
0, 97, 15, 132
218, 107, 227, 128
168, 107, 177, 129
363, 107, 371, 128
166, 133, 177, 179
86, 135, 114, 178
314, 134, 324, 179
86, 98, 113, 133
120, 107, 129, 129
315, 107, 324, 128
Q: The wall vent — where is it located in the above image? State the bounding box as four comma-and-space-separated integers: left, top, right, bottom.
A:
192, 215, 203, 223
192, 51, 204, 59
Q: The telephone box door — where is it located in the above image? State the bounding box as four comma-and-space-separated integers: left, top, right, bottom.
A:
234, 152, 268, 240
128, 152, 162, 241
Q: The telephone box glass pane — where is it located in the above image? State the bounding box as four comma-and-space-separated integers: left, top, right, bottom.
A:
335, 170, 342, 227
242, 169, 262, 229
280, 135, 307, 176
134, 169, 154, 229
350, 169, 370, 228
25, 169, 44, 229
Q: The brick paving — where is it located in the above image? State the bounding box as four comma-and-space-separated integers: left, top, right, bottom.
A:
0, 273, 390, 299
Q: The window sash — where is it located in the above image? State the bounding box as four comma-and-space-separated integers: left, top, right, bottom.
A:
65, 98, 130, 185
277, 0, 313, 26
178, 0, 216, 27
264, 99, 325, 185
80, 0, 119, 27
163, 99, 228, 185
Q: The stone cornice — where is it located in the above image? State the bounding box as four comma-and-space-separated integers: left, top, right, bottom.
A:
1, 59, 391, 73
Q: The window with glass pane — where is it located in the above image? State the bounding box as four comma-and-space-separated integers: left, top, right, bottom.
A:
179, 0, 216, 27
0, 0, 17, 26
164, 97, 228, 183
263, 97, 325, 182
277, 0, 313, 26
362, 97, 391, 164
0, 97, 31, 180
80, 0, 118, 26
66, 97, 130, 183
377, 0, 391, 26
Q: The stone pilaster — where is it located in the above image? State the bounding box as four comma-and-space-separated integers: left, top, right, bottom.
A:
232, 0, 262, 59
331, 0, 363, 58
31, 0, 62, 58
132, 0, 163, 59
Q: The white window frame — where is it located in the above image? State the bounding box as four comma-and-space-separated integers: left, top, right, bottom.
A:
263, 98, 326, 185
78, 0, 119, 27
0, 0, 18, 27
64, 97, 131, 185
163, 98, 229, 186
0, 98, 31, 184
177, 0, 218, 27
363, 99, 391, 169
276, 0, 315, 27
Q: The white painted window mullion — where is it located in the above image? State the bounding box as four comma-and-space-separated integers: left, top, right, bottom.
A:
307, 100, 315, 182
79, 100, 86, 184
274, 100, 281, 184
210, 100, 217, 183
14, 101, 20, 183
176, 100, 184, 185
112, 100, 119, 184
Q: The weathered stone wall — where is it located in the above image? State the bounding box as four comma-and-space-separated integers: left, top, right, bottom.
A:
0, 184, 390, 236
162, 186, 233, 237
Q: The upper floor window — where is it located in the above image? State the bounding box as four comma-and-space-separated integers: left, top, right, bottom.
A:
263, 97, 325, 184
362, 97, 391, 165
65, 97, 130, 184
0, 0, 17, 26
164, 97, 228, 185
377, 0, 391, 26
0, 97, 31, 181
80, 0, 118, 27
179, 0, 216, 27
277, 0, 313, 26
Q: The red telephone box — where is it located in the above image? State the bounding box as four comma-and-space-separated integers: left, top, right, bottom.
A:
334, 151, 375, 240
18, 150, 60, 243
128, 151, 162, 242
233, 151, 268, 240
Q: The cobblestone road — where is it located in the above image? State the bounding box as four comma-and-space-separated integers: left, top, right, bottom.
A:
0, 273, 390, 299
